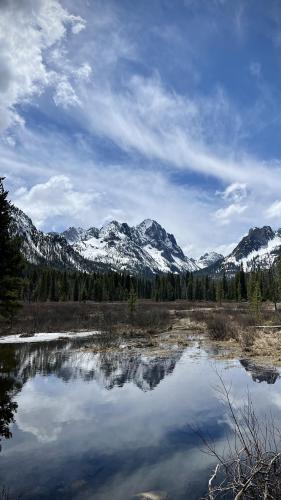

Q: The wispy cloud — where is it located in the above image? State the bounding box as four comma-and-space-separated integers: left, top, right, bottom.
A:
214, 203, 247, 225
217, 182, 248, 202
266, 200, 281, 219
0, 0, 85, 131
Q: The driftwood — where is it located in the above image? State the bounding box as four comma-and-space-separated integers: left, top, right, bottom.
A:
249, 325, 281, 328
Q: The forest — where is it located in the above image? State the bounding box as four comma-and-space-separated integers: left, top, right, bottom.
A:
21, 262, 281, 308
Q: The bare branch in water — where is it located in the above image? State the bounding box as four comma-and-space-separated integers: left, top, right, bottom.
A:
202, 374, 281, 499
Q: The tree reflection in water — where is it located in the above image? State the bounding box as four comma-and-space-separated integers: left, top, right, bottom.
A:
0, 346, 20, 450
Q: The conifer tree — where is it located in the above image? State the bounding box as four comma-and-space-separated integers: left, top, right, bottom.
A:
250, 278, 262, 321
128, 288, 137, 313
215, 280, 223, 305
0, 178, 23, 321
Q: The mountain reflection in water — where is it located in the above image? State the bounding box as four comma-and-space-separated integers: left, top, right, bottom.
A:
0, 340, 182, 390
240, 358, 279, 384
0, 339, 281, 500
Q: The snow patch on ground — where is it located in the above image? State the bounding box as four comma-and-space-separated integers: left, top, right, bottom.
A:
0, 331, 100, 344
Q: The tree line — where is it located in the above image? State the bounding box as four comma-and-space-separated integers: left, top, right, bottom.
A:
20, 262, 281, 307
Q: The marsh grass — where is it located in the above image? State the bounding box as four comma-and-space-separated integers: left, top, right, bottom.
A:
0, 301, 171, 337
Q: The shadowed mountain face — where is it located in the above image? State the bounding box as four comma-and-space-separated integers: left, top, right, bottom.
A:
9, 207, 104, 273
202, 226, 281, 276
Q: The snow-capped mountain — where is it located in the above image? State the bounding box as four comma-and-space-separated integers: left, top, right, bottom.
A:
196, 251, 224, 269
206, 226, 281, 275
12, 205, 281, 277
9, 207, 104, 273
10, 207, 198, 274
62, 218, 198, 274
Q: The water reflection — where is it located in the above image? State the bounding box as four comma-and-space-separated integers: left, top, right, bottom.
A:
0, 346, 21, 450
240, 358, 280, 384
1, 340, 281, 499
6, 340, 182, 391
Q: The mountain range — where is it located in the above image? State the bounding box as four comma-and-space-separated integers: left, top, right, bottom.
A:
9, 206, 281, 275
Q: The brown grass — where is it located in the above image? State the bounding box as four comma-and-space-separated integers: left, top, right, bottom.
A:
0, 300, 171, 337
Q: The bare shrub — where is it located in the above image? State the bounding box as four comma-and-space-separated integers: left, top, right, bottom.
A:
130, 307, 170, 332
203, 375, 281, 499
239, 328, 256, 351
235, 312, 256, 329
206, 314, 237, 341
190, 309, 209, 323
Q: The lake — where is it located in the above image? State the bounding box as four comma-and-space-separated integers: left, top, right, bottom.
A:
0, 337, 280, 499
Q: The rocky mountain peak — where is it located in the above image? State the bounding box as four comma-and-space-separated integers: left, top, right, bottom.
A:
232, 225, 276, 261
196, 251, 224, 269
61, 226, 85, 244
61, 217, 198, 274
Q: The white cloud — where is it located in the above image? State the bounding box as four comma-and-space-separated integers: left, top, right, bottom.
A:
218, 182, 248, 202
214, 203, 247, 225
0, 0, 85, 131
73, 62, 92, 81
15, 375, 97, 443
266, 200, 281, 218
2, 119, 278, 257
13, 175, 97, 227
53, 77, 81, 107
74, 72, 281, 193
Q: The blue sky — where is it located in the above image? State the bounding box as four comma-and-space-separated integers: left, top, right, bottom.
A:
2, 0, 281, 257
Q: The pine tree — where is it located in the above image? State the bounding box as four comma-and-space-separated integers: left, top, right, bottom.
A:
73, 277, 79, 301
250, 278, 262, 322
128, 288, 137, 313
0, 178, 23, 321
215, 280, 223, 305
275, 252, 281, 311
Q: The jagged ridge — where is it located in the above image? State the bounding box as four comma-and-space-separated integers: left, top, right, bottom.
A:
10, 207, 198, 274
201, 226, 281, 276
10, 207, 106, 273
62, 218, 198, 274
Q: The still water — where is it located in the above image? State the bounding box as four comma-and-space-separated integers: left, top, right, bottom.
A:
0, 338, 281, 499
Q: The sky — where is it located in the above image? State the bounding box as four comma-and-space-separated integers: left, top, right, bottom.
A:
3, 0, 281, 258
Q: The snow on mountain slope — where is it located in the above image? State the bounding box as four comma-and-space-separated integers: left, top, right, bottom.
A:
10, 207, 198, 274
206, 226, 281, 275
63, 218, 198, 274
196, 251, 224, 269
10, 206, 281, 276
9, 207, 101, 272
